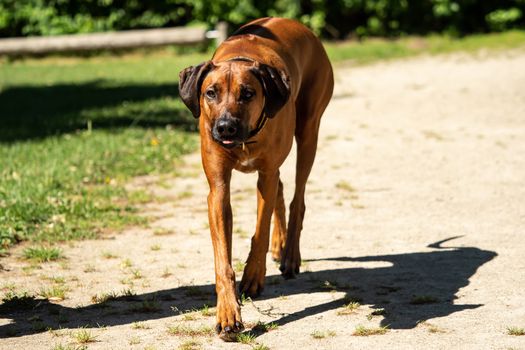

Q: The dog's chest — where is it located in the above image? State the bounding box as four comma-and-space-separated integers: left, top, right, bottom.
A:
235, 156, 258, 173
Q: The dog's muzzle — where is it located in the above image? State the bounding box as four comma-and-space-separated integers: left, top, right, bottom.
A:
211, 116, 247, 149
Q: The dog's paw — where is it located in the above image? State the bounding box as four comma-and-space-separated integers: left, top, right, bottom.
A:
279, 241, 301, 279
279, 254, 301, 279
216, 295, 244, 341
270, 241, 283, 262
216, 321, 245, 342
239, 262, 266, 298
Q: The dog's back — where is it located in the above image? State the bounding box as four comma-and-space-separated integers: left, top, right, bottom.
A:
214, 17, 333, 104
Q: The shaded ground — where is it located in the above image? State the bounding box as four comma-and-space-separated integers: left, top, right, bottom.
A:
1, 50, 525, 349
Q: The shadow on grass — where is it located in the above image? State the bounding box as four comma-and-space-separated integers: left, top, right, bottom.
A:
0, 237, 496, 338
0, 80, 195, 142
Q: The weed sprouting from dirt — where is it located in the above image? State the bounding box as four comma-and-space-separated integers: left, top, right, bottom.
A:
131, 322, 151, 330
353, 325, 389, 336
39, 285, 68, 300
335, 181, 357, 192
311, 330, 337, 339
178, 340, 202, 350
507, 326, 525, 336
337, 301, 361, 315
23, 247, 63, 262
167, 324, 214, 337
236, 332, 256, 344
71, 328, 97, 344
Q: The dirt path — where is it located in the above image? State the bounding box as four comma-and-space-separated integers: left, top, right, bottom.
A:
1, 51, 525, 350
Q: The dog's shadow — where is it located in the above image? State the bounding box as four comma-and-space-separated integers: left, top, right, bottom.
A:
0, 236, 496, 337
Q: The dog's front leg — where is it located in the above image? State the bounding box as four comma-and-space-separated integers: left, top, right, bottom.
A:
239, 170, 279, 297
205, 168, 244, 341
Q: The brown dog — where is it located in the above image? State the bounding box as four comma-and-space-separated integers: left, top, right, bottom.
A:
179, 17, 333, 340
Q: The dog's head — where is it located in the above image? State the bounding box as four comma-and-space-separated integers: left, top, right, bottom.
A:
179, 59, 290, 148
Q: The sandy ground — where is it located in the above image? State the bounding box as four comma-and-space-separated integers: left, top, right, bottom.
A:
1, 50, 525, 350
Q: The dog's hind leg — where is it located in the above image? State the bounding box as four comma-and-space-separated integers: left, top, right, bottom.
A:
270, 178, 286, 261
280, 115, 320, 279
239, 170, 280, 297
280, 70, 333, 279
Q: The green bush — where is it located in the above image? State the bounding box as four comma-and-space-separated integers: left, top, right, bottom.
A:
0, 0, 524, 39
486, 7, 523, 31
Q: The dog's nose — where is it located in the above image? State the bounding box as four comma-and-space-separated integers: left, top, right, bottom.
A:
215, 118, 238, 138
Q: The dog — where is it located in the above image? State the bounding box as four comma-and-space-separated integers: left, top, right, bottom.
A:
179, 17, 333, 340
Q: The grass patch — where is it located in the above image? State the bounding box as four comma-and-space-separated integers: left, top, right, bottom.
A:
507, 326, 525, 336
335, 181, 356, 192
236, 332, 256, 344
71, 329, 97, 344
91, 288, 136, 304
39, 285, 68, 300
167, 324, 214, 337
353, 325, 389, 336
370, 308, 387, 317
199, 304, 215, 317
419, 321, 446, 334
178, 340, 202, 350
51, 344, 88, 350
101, 251, 118, 259
129, 336, 141, 345
325, 30, 525, 65
251, 321, 278, 333
311, 330, 337, 339
233, 260, 246, 273
0, 53, 201, 254
22, 246, 63, 262
161, 267, 172, 278
153, 228, 174, 236
337, 301, 360, 315
252, 345, 270, 350
131, 322, 151, 330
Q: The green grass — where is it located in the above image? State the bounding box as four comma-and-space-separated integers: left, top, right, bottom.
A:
39, 285, 68, 300
178, 340, 202, 350
325, 30, 525, 64
71, 329, 97, 344
22, 246, 63, 262
507, 326, 525, 336
352, 325, 389, 336
337, 301, 360, 315
0, 52, 204, 254
167, 324, 214, 337
236, 332, 256, 344
51, 344, 88, 350
311, 330, 337, 339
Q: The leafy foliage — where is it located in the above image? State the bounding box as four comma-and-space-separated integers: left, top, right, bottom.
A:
0, 0, 524, 39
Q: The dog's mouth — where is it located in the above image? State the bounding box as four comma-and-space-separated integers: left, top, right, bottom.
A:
213, 137, 244, 149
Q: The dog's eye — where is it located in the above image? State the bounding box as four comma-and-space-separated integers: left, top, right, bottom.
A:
241, 90, 255, 101
205, 89, 216, 99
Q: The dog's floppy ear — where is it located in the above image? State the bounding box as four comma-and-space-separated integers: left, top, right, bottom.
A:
178, 61, 214, 118
251, 63, 291, 118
